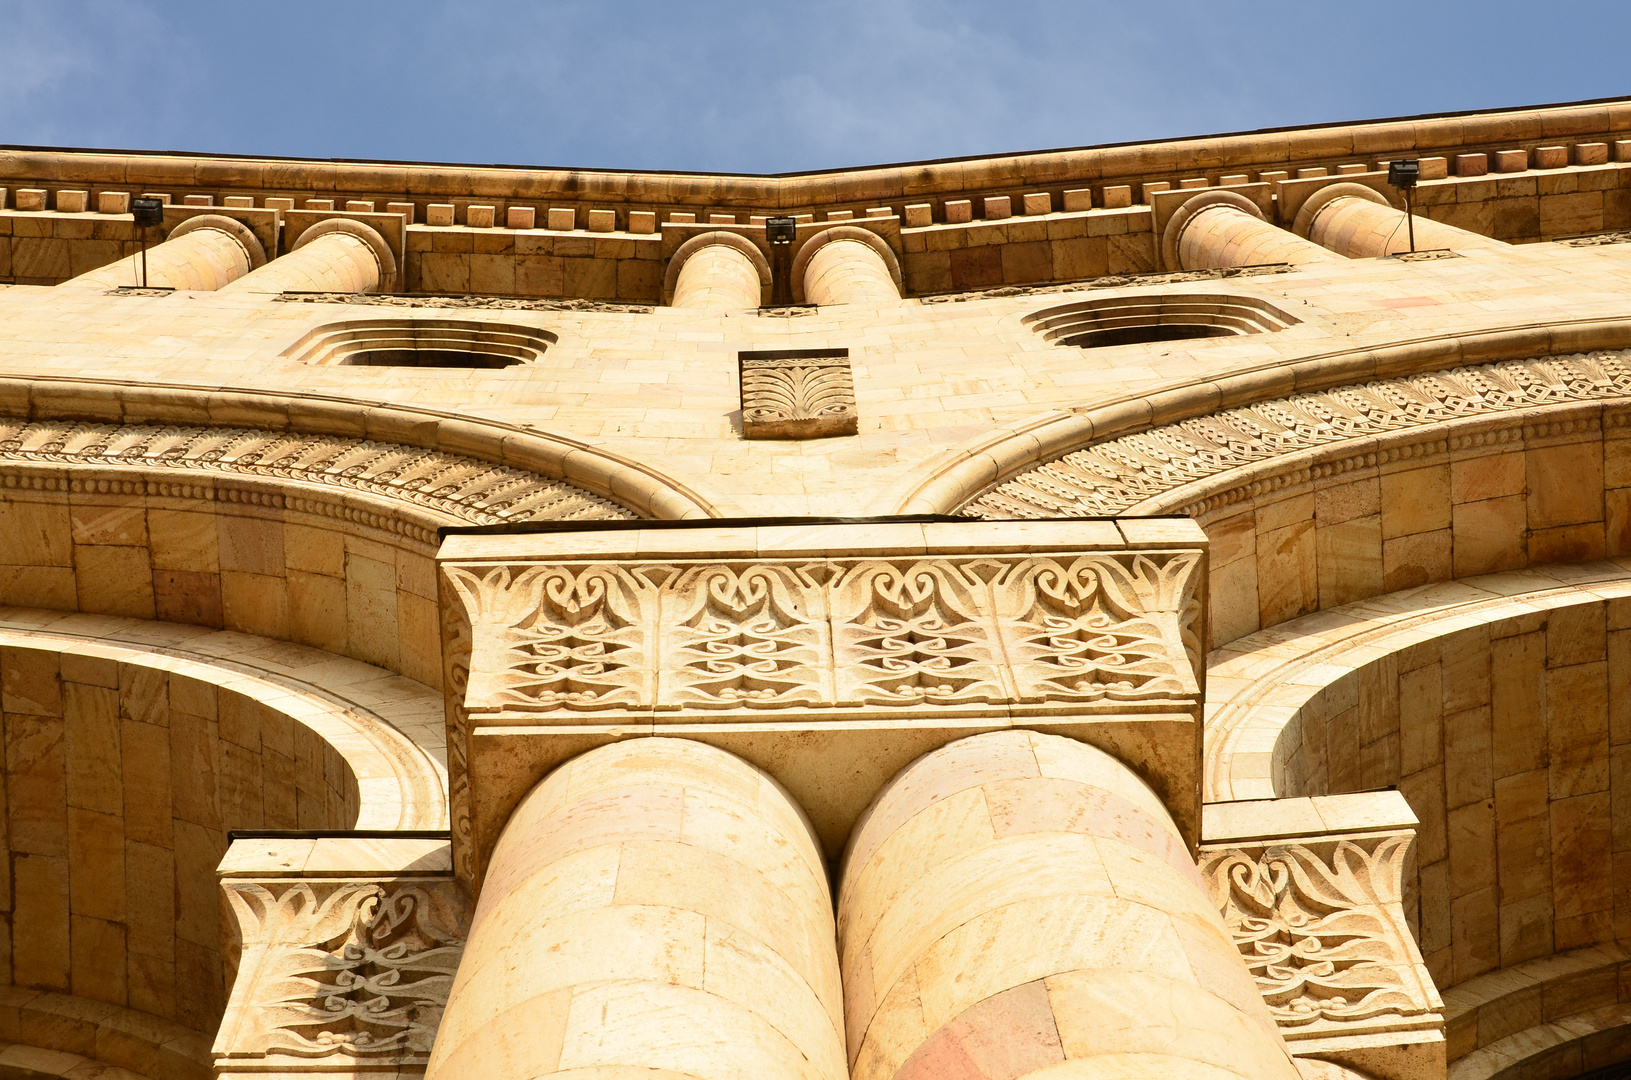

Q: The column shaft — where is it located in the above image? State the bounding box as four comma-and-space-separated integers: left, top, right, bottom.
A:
1178, 204, 1343, 270
426, 738, 846, 1080
62, 216, 261, 290
801, 238, 900, 305
838, 731, 1300, 1080
670, 243, 764, 309
221, 224, 386, 294
1307, 194, 1508, 257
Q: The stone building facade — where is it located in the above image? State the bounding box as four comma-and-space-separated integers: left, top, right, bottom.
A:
1, 98, 1630, 1079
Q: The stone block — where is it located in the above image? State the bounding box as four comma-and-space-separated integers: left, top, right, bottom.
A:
1457, 154, 1489, 177
984, 196, 1012, 219
865, 206, 892, 218
181, 195, 213, 207
386, 200, 415, 222
1063, 188, 1094, 210
587, 209, 616, 232
140, 192, 170, 204
505, 206, 535, 229
466, 205, 495, 228
1259, 170, 1290, 184
15, 189, 46, 211
1419, 156, 1449, 179
96, 191, 130, 214
666, 212, 695, 223
1179, 177, 1210, 189
55, 191, 88, 213
303, 198, 333, 210
341, 200, 373, 212
628, 210, 656, 233
825, 210, 852, 221
903, 203, 933, 227
425, 203, 455, 227
944, 199, 972, 223
1494, 150, 1528, 173
1022, 192, 1051, 215
1533, 146, 1569, 169
1575, 143, 1609, 166
221, 195, 254, 208
1617, 140, 1631, 163
1337, 163, 1369, 175
263, 197, 294, 212
547, 207, 575, 231
1220, 173, 1250, 186
1296, 168, 1328, 179
1140, 181, 1170, 201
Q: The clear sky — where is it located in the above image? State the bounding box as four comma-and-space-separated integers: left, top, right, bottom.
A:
4, 0, 1629, 175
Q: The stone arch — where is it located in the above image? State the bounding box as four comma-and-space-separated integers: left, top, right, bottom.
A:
928, 322, 1631, 648
168, 212, 269, 269
0, 610, 445, 1072
1160, 188, 1266, 272
1206, 565, 1631, 1079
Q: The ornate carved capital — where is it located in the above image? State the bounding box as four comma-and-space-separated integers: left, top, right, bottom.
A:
216, 843, 469, 1074
439, 518, 1210, 887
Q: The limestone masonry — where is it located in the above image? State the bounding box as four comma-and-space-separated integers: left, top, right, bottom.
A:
3, 98, 1631, 1079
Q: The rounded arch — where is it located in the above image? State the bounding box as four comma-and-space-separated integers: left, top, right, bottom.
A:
661, 230, 772, 306
789, 224, 902, 303
1206, 566, 1631, 1079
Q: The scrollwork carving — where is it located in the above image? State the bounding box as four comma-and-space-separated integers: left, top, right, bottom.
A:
966, 349, 1631, 518
217, 880, 469, 1065
1200, 834, 1442, 1042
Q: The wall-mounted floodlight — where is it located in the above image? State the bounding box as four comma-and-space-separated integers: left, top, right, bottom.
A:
131, 197, 164, 287
1387, 161, 1420, 253
766, 217, 796, 245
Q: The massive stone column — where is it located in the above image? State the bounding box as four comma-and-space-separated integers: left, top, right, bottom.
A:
1165, 190, 1344, 271
221, 218, 394, 294
1295, 182, 1509, 257
424, 738, 847, 1080
667, 232, 768, 309
796, 227, 901, 305
838, 730, 1301, 1080
61, 214, 265, 290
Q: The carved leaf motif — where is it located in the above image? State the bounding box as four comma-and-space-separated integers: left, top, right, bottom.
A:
833, 561, 1005, 704
225, 882, 468, 1060
1203, 836, 1437, 1029
742, 363, 855, 423
663, 565, 826, 706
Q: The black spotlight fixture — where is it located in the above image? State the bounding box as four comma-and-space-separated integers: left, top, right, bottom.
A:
766, 216, 796, 245
130, 196, 165, 287
1387, 160, 1420, 253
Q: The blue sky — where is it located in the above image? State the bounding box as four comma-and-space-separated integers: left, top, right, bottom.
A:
3, 1, 1628, 174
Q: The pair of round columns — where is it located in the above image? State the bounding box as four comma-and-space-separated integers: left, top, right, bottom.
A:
1165, 190, 1344, 271
61, 214, 267, 290
667, 226, 901, 310
1294, 182, 1509, 257
430, 732, 1299, 1080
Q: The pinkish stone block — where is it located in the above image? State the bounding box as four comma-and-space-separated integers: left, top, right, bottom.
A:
506, 206, 535, 229
1575, 142, 1609, 166
1064, 188, 1095, 210
425, 203, 455, 226
587, 209, 616, 232
1022, 192, 1051, 215
182, 195, 213, 207
466, 205, 496, 228
904, 203, 933, 227
984, 196, 1012, 219
1494, 150, 1528, 173
944, 199, 972, 224
1455, 153, 1488, 177
628, 211, 656, 233
1533, 145, 1568, 169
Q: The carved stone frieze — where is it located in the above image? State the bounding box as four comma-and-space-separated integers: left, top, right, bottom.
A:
217, 877, 469, 1070
446, 549, 1201, 716
965, 349, 1631, 519
739, 349, 858, 438
439, 519, 1210, 885
1200, 831, 1443, 1052
0, 418, 630, 525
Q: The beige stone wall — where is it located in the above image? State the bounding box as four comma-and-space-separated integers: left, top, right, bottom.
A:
0, 488, 442, 687
0, 642, 357, 1036
1202, 403, 1631, 648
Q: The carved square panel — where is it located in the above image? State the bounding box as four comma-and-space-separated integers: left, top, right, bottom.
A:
739, 348, 858, 438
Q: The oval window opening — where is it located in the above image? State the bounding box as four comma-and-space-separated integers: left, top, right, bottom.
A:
1062, 324, 1235, 349
343, 348, 522, 368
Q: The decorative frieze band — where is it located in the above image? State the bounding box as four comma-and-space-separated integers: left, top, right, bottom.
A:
0, 418, 630, 525
446, 547, 1202, 718
965, 349, 1631, 519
